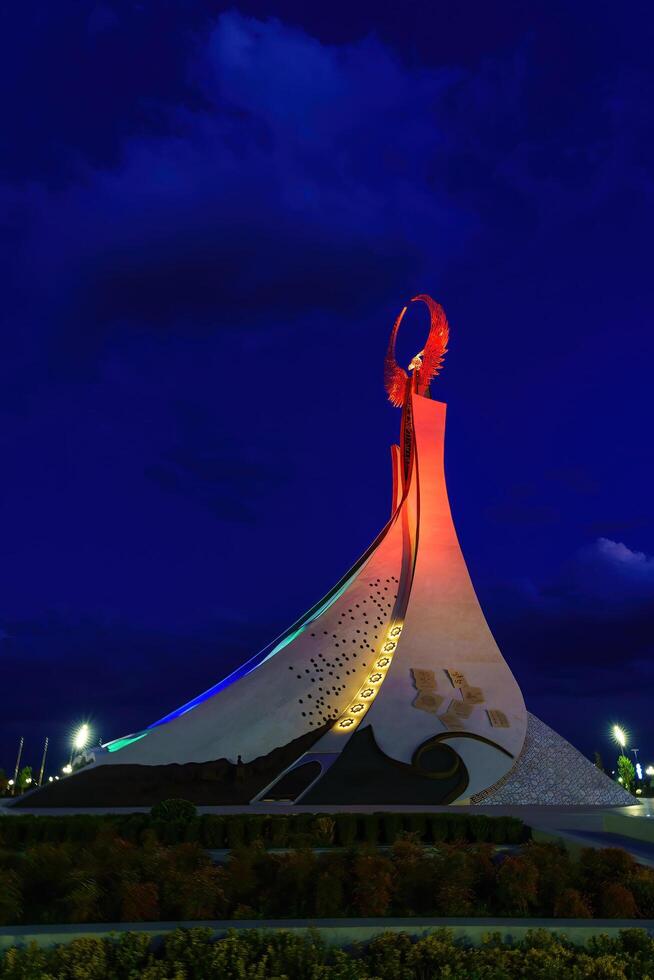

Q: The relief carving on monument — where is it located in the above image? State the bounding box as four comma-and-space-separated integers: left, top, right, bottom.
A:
411, 668, 444, 713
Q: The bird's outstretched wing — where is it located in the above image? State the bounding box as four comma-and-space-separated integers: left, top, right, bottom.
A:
412, 294, 449, 392
384, 305, 408, 407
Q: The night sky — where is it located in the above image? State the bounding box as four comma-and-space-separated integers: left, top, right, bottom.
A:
2, 2, 653, 775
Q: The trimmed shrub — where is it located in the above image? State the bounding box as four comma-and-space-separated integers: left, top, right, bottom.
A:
496, 855, 539, 915
335, 813, 357, 847
429, 815, 449, 842
120, 882, 160, 922
244, 815, 266, 845
314, 860, 346, 917
381, 813, 403, 844
468, 815, 492, 842
553, 888, 592, 918
360, 814, 380, 845
150, 798, 197, 823
0, 811, 528, 851
599, 883, 639, 919
225, 816, 246, 850
268, 815, 289, 848
199, 815, 225, 849
312, 815, 336, 847
405, 813, 427, 841
0, 870, 22, 925
631, 871, 654, 918
445, 815, 468, 843
352, 852, 393, 916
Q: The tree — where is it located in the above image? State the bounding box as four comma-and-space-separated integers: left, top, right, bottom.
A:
593, 751, 605, 774
17, 766, 33, 793
0, 768, 8, 795
618, 754, 636, 794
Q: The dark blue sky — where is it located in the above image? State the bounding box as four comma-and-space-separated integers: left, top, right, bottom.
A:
1, 1, 653, 774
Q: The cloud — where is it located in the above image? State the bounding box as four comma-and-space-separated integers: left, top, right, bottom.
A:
545, 537, 654, 606
489, 539, 654, 706
1, 10, 469, 379
2, 7, 651, 387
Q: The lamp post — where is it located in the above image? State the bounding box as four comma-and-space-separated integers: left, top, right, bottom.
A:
69, 724, 91, 767
612, 724, 636, 794
38, 737, 49, 787
612, 725, 627, 752
11, 736, 24, 797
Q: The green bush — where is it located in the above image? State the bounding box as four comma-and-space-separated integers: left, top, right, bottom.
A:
244, 815, 266, 845
0, 811, 530, 851
429, 814, 448, 842
631, 872, 654, 918
200, 815, 225, 848
311, 815, 336, 846
0, 870, 22, 925
3, 927, 654, 979
468, 814, 492, 842
268, 815, 289, 848
225, 816, 246, 850
360, 813, 380, 845
381, 812, 403, 844
445, 815, 468, 843
335, 813, 357, 846
150, 798, 197, 823
405, 813, 427, 841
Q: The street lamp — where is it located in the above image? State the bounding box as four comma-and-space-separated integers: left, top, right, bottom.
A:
612, 725, 627, 749
69, 723, 91, 766
73, 724, 90, 752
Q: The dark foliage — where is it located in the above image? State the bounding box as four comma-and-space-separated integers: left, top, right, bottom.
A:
2, 926, 654, 979
0, 829, 649, 926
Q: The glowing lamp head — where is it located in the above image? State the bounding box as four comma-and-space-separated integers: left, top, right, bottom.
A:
73, 724, 91, 752
646, 766, 654, 777
612, 725, 627, 749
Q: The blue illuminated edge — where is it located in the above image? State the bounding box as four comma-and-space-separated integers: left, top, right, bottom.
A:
102, 509, 400, 753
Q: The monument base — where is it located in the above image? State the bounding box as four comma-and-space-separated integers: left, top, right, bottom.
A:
470, 714, 635, 807
15, 714, 635, 809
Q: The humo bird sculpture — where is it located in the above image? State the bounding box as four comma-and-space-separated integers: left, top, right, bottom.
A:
384, 294, 449, 407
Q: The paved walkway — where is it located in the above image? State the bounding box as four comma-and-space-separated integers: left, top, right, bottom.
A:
1, 916, 653, 952
2, 799, 649, 819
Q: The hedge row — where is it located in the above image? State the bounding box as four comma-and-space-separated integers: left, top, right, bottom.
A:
2, 927, 654, 979
3, 834, 652, 924
0, 810, 528, 849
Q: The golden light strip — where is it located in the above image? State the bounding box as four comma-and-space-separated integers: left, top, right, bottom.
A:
332, 622, 403, 733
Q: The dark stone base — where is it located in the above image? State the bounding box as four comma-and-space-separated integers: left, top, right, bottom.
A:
303, 727, 468, 805
16, 725, 330, 808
